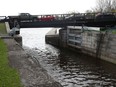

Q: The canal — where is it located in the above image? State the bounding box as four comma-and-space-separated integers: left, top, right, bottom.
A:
20, 28, 116, 87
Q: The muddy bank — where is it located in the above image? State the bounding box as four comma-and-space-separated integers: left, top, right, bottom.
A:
3, 38, 62, 87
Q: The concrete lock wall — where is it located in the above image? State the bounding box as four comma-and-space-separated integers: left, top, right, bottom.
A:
45, 28, 67, 48
59, 28, 67, 48
81, 30, 116, 64
45, 28, 59, 47
66, 26, 116, 64
81, 30, 98, 57
45, 26, 116, 64
100, 33, 116, 64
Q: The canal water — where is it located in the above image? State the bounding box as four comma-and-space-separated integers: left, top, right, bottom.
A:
20, 28, 116, 87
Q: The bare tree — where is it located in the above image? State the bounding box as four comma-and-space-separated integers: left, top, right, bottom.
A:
105, 0, 112, 12
96, 0, 106, 12
112, 0, 116, 12
93, 0, 116, 12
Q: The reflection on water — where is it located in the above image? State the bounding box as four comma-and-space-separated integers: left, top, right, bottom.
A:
20, 28, 116, 87
20, 28, 51, 49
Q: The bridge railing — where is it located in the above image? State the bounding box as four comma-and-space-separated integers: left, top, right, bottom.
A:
34, 12, 116, 22
36, 14, 74, 21
1, 12, 116, 23
34, 13, 93, 21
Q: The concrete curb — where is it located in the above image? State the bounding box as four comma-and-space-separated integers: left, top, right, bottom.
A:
5, 22, 11, 33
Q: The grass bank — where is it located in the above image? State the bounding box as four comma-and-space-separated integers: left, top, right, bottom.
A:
0, 22, 22, 87
0, 39, 22, 87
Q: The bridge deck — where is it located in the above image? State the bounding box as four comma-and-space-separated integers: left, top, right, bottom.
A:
0, 12, 116, 28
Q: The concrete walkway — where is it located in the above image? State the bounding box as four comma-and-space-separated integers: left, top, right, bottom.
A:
3, 38, 63, 87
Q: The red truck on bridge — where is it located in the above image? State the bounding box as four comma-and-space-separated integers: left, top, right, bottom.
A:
39, 15, 55, 21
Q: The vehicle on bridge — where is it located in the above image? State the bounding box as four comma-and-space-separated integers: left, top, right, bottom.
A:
65, 14, 86, 21
8, 13, 38, 22
39, 15, 55, 21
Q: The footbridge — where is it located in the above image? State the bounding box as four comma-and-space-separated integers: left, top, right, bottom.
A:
0, 12, 116, 28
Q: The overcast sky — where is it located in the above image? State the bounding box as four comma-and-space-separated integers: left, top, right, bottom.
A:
0, 0, 96, 16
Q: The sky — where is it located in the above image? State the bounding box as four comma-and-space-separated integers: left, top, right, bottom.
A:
0, 0, 96, 16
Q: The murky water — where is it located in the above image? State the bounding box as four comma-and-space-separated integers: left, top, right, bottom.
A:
20, 28, 116, 87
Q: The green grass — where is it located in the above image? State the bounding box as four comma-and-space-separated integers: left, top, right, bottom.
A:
0, 39, 22, 87
112, 30, 116, 34
0, 23, 7, 34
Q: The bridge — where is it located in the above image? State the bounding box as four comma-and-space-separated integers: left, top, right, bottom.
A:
0, 12, 116, 28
